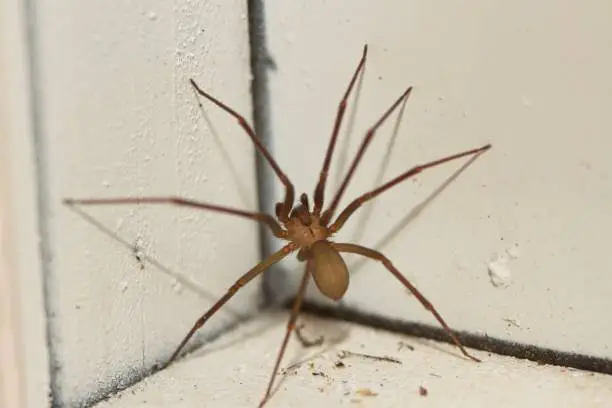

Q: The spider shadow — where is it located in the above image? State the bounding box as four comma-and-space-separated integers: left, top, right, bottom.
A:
329, 60, 411, 247
347, 83, 411, 245
324, 72, 488, 277
409, 336, 472, 361
64, 82, 266, 319
332, 57, 367, 190
65, 204, 246, 320
185, 308, 286, 360
189, 83, 256, 210
267, 314, 352, 401
173, 309, 351, 403
345, 150, 487, 279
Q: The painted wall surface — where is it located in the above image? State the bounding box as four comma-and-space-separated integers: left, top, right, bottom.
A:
29, 1, 258, 405
6, 1, 612, 406
263, 1, 612, 359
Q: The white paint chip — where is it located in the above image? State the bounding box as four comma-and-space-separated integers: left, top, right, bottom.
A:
488, 244, 521, 288
487, 254, 513, 288
506, 244, 522, 260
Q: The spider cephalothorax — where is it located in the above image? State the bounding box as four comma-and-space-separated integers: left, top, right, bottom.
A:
283, 194, 331, 247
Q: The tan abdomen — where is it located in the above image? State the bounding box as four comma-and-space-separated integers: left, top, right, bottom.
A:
310, 240, 349, 301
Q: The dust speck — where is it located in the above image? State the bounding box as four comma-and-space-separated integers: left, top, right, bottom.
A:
503, 317, 521, 328
356, 388, 378, 397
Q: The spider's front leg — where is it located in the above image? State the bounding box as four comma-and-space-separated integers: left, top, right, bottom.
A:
161, 243, 297, 369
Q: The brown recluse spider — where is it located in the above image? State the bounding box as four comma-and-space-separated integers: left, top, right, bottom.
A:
64, 44, 491, 407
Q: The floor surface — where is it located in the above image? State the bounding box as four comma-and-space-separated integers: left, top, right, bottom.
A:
98, 311, 612, 407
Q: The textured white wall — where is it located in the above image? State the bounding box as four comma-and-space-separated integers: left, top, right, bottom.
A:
5, 1, 612, 407
263, 1, 612, 359
21, 0, 259, 406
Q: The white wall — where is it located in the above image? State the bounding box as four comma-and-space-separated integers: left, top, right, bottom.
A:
3, 1, 260, 406
4, 1, 612, 407
263, 1, 612, 359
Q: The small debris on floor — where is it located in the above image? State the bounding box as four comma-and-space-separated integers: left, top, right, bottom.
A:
503, 317, 521, 328
338, 349, 402, 365
419, 386, 428, 396
334, 361, 346, 368
281, 361, 302, 376
397, 341, 415, 351
356, 388, 378, 397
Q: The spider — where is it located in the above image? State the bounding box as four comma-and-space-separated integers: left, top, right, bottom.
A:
64, 44, 491, 407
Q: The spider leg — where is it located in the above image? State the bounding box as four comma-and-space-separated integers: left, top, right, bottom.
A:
63, 196, 287, 239
259, 262, 311, 407
160, 243, 297, 369
189, 79, 295, 222
321, 86, 414, 225
329, 144, 491, 232
313, 45, 368, 216
332, 242, 480, 362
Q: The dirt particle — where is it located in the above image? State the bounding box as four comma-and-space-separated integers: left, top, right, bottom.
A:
397, 341, 415, 351
356, 388, 378, 397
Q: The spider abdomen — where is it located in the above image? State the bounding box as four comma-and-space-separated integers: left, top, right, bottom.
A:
310, 240, 349, 300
